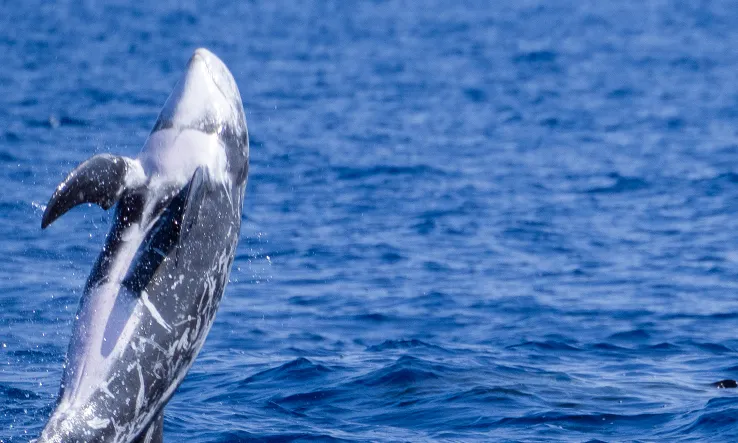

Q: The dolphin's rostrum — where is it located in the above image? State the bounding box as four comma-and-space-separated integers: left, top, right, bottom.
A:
35, 48, 248, 443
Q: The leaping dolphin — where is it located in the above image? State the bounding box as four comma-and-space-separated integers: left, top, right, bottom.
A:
35, 48, 249, 443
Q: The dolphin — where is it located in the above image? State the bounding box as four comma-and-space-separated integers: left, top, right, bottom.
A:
35, 48, 248, 443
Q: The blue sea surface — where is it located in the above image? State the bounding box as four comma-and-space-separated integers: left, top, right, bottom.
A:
3, 0, 738, 441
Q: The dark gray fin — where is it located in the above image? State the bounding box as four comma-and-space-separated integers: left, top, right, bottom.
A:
121, 167, 206, 295
178, 166, 206, 242
132, 411, 164, 443
41, 154, 137, 228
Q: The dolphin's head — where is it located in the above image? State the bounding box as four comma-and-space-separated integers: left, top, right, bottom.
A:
147, 48, 249, 184
155, 48, 244, 132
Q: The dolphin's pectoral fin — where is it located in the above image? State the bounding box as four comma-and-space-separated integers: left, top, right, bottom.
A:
121, 168, 207, 294
41, 154, 143, 229
132, 411, 164, 443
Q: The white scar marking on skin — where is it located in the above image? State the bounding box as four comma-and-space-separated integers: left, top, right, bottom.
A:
174, 315, 194, 327
138, 336, 167, 354
100, 379, 114, 399
87, 417, 110, 429
222, 176, 234, 209
135, 363, 145, 416
143, 424, 156, 443
170, 274, 185, 290
140, 290, 171, 332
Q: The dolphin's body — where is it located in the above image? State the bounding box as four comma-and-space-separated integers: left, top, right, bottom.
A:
35, 48, 248, 443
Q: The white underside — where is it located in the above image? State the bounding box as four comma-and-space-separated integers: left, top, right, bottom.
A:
56, 222, 147, 415
139, 128, 230, 186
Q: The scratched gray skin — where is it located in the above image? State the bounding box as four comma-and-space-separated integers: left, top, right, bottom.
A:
35, 48, 248, 443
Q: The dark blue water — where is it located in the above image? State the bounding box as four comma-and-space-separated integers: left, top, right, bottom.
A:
3, 0, 738, 441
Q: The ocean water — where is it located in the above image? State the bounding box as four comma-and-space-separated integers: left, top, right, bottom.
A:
3, 0, 738, 441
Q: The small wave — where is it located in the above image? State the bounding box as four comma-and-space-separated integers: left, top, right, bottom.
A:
608, 329, 651, 342
692, 172, 738, 197
366, 339, 447, 352
585, 173, 649, 194
590, 343, 630, 351
513, 49, 558, 64
84, 87, 117, 105
366, 339, 448, 353
495, 411, 672, 428
214, 432, 351, 443
506, 341, 581, 352
606, 87, 640, 99
412, 218, 435, 235
641, 342, 681, 352
0, 149, 18, 162
287, 296, 329, 307
333, 164, 447, 181
276, 388, 343, 406
711, 172, 738, 184
445, 385, 534, 403
0, 383, 40, 400
159, 10, 198, 27
676, 397, 738, 434
9, 348, 59, 361
282, 277, 332, 287
670, 55, 715, 72
464, 87, 488, 103
353, 313, 392, 323
57, 116, 89, 127
236, 248, 297, 262
380, 251, 404, 264
0, 201, 24, 213
688, 342, 733, 354
353, 356, 444, 388
241, 358, 331, 385
264, 400, 309, 418
358, 367, 439, 387
287, 332, 325, 343
2, 131, 20, 143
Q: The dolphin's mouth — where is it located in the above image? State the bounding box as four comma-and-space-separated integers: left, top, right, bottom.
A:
189, 48, 232, 105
